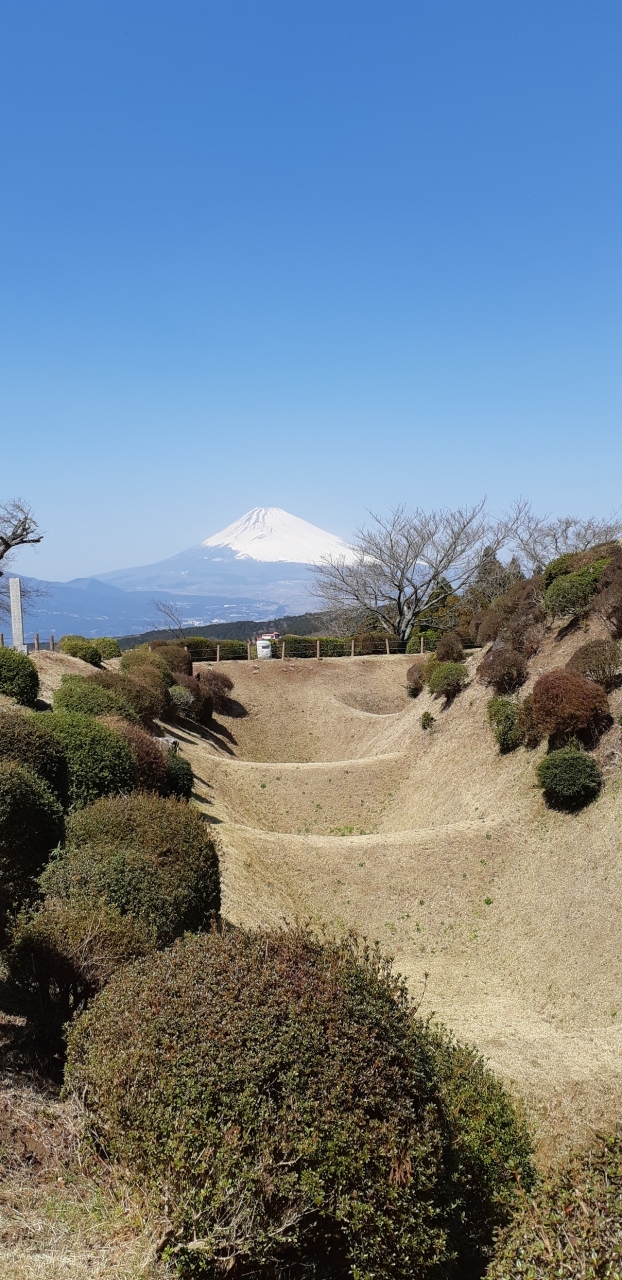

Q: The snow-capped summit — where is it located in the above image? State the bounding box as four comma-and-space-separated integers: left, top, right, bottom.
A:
203, 507, 354, 564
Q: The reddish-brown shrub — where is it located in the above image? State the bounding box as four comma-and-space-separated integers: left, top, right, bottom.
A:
171, 674, 213, 726
595, 557, 622, 638
436, 632, 464, 662
532, 669, 610, 745
126, 665, 171, 718
406, 662, 424, 697
516, 695, 541, 748
566, 639, 621, 690
475, 609, 503, 646
196, 668, 234, 713
90, 670, 161, 724
99, 717, 169, 794
477, 645, 527, 694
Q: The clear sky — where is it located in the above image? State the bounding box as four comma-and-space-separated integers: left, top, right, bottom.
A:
3, 0, 621, 581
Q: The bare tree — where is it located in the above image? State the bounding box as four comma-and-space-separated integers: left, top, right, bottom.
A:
313, 502, 525, 643
515, 511, 622, 575
152, 598, 187, 639
0, 500, 44, 620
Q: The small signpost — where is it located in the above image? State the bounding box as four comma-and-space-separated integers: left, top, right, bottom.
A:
9, 578, 27, 652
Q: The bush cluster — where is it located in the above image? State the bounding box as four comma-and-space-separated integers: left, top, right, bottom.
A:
536, 746, 602, 810
197, 667, 234, 713
532, 669, 610, 746
90, 668, 166, 723
120, 647, 174, 685
164, 750, 193, 799
544, 566, 607, 619
405, 661, 424, 697
0, 709, 68, 803
66, 928, 533, 1280
151, 642, 193, 676
58, 636, 102, 665
472, 579, 545, 655
478, 644, 527, 694
43, 713, 135, 808
428, 661, 468, 701
169, 674, 213, 725
567, 638, 620, 690
435, 631, 464, 662
0, 761, 64, 929
53, 674, 138, 722
487, 697, 522, 753
0, 648, 40, 706
98, 716, 169, 794
487, 1129, 622, 1278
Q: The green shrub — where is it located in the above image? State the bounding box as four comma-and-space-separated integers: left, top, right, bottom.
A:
95, 637, 121, 659
169, 674, 213, 725
487, 697, 522, 753
151, 643, 192, 676
58, 636, 102, 665
99, 716, 169, 794
90, 669, 164, 724
184, 637, 217, 660
216, 639, 247, 660
532, 669, 610, 746
168, 684, 194, 716
406, 661, 424, 697
477, 645, 527, 693
567, 638, 621, 690
0, 649, 40, 706
544, 562, 609, 618
44, 713, 135, 808
0, 709, 68, 803
165, 750, 193, 799
119, 648, 174, 685
421, 710, 435, 729
428, 661, 468, 700
0, 762, 64, 927
536, 746, 602, 810
405, 630, 421, 654
44, 796, 219, 947
436, 632, 464, 662
542, 552, 575, 589
66, 929, 532, 1280
7, 897, 153, 1035
488, 1129, 622, 1278
53, 674, 138, 722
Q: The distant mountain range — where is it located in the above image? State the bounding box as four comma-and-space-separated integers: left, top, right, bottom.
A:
10, 508, 354, 641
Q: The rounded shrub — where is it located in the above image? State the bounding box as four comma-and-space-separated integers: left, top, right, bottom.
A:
567, 638, 620, 690
428, 661, 468, 700
58, 636, 102, 665
487, 1129, 622, 1278
171, 674, 213, 725
95, 637, 121, 659
53, 674, 138, 722
487, 697, 522, 753
99, 716, 169, 794
119, 647, 174, 686
0, 708, 68, 803
43, 713, 135, 808
544, 565, 607, 618
0, 648, 39, 706
7, 897, 153, 1035
436, 632, 464, 662
44, 795, 219, 947
0, 761, 64, 926
516, 694, 541, 748
90, 669, 164, 724
66, 929, 532, 1280
153, 643, 192, 677
532, 669, 610, 746
536, 746, 602, 810
168, 683, 194, 717
542, 552, 575, 589
196, 667, 233, 713
165, 750, 193, 799
421, 710, 435, 729
405, 661, 424, 697
477, 645, 527, 694
475, 608, 503, 646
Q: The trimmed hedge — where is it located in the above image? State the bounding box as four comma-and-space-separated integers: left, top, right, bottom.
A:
532, 669, 610, 746
544, 562, 608, 618
0, 648, 40, 706
90, 669, 165, 724
197, 668, 233, 713
165, 751, 193, 799
95, 637, 121, 659
567, 638, 620, 690
436, 632, 464, 662
406, 661, 424, 697
98, 716, 169, 794
428, 661, 468, 700
44, 797, 219, 947
151, 643, 193, 676
487, 1129, 622, 1278
487, 697, 522, 753
43, 713, 135, 808
53, 674, 138, 722
0, 761, 64, 927
119, 648, 174, 685
477, 645, 527, 694
66, 929, 532, 1279
58, 636, 102, 665
536, 746, 602, 810
0, 709, 68, 803
169, 684, 194, 716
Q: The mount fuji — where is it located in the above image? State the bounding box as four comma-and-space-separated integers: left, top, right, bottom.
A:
16, 510, 355, 640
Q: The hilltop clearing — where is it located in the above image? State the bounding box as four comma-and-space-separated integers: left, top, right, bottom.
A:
176, 627, 622, 1160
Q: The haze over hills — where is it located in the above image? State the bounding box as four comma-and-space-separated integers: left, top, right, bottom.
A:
14, 509, 354, 640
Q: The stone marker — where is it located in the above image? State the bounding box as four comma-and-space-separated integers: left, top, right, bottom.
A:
9, 578, 27, 652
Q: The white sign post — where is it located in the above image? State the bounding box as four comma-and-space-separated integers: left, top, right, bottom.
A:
9, 578, 27, 652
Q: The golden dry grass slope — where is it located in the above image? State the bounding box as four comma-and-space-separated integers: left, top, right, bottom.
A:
173, 626, 622, 1160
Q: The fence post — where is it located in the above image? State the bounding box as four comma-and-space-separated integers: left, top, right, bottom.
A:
281, 641, 285, 660
351, 637, 355, 658
317, 639, 321, 660
0, 634, 3, 647
247, 641, 251, 661
50, 635, 55, 652
34, 633, 40, 651
420, 635, 424, 654
216, 644, 220, 663
385, 638, 390, 656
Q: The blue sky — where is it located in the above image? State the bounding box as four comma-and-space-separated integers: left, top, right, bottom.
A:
2, 0, 621, 581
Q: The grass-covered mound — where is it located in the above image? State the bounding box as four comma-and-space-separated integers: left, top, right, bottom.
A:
46, 792, 220, 945
0, 708, 69, 803
487, 1130, 622, 1278
0, 761, 64, 929
66, 929, 533, 1280
0, 648, 40, 706
44, 713, 135, 808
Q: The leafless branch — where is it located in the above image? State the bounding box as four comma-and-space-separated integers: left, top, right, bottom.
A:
515, 510, 622, 574
0, 500, 42, 579
152, 599, 187, 639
